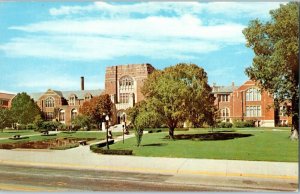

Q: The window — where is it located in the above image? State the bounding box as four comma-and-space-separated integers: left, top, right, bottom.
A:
59, 110, 65, 121
71, 109, 77, 120
45, 112, 54, 121
221, 108, 230, 117
220, 94, 229, 102
69, 96, 76, 106
119, 93, 130, 104
246, 106, 261, 117
279, 106, 287, 116
45, 97, 55, 107
246, 88, 261, 101
119, 76, 134, 104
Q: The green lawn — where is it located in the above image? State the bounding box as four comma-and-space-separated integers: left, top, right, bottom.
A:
110, 128, 298, 162
0, 130, 40, 138
0, 131, 122, 144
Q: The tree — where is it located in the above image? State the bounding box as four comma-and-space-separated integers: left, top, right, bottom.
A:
243, 2, 299, 139
142, 63, 215, 139
0, 108, 13, 132
80, 94, 114, 127
72, 115, 92, 130
126, 101, 159, 146
10, 92, 42, 125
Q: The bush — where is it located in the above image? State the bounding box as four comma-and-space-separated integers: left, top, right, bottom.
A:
90, 144, 132, 155
17, 124, 27, 130
233, 120, 255, 128
26, 124, 36, 130
41, 121, 61, 131
217, 122, 233, 128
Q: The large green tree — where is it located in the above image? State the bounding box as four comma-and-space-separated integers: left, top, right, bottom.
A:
142, 63, 215, 139
0, 108, 13, 132
243, 2, 299, 139
10, 92, 41, 125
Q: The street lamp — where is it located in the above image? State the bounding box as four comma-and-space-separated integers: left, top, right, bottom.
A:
105, 114, 110, 149
122, 113, 126, 144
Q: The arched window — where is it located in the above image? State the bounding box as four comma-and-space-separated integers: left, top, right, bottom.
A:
119, 76, 134, 104
71, 109, 77, 120
246, 88, 261, 101
59, 109, 65, 122
45, 97, 55, 107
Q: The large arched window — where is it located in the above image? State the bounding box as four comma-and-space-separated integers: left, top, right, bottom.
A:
59, 109, 65, 122
45, 97, 55, 107
246, 88, 261, 101
119, 76, 134, 104
71, 109, 77, 120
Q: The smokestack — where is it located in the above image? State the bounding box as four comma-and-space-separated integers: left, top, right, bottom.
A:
81, 76, 84, 91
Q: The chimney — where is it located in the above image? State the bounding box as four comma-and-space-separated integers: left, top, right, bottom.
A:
81, 76, 84, 91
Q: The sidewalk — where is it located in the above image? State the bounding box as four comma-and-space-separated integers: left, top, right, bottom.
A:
0, 134, 298, 191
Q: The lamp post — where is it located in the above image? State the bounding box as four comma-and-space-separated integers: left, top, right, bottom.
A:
122, 113, 126, 144
105, 114, 110, 149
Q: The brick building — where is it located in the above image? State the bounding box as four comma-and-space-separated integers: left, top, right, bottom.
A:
104, 63, 155, 123
0, 92, 15, 109
212, 80, 290, 127
29, 77, 103, 125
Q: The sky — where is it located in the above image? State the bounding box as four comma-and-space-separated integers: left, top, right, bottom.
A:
0, 1, 286, 94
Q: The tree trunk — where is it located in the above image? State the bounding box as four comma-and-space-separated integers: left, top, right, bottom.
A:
290, 94, 299, 140
169, 127, 175, 140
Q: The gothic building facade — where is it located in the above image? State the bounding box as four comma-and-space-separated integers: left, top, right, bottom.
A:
104, 63, 155, 123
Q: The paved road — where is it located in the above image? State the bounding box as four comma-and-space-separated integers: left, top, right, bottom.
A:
0, 164, 297, 192
0, 164, 237, 192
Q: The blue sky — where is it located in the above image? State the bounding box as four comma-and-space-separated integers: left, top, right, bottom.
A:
0, 1, 285, 94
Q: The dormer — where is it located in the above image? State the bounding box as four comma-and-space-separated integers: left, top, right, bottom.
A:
84, 93, 92, 101
69, 94, 77, 106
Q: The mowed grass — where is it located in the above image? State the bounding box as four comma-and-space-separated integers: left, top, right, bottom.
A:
0, 130, 40, 138
110, 128, 298, 162
0, 131, 122, 144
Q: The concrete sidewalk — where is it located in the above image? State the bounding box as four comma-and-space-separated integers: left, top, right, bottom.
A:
0, 134, 298, 191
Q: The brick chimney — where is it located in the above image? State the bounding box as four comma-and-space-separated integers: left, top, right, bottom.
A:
81, 76, 84, 91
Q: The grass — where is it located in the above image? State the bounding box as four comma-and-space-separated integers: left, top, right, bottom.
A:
0, 131, 122, 144
0, 130, 40, 138
110, 128, 298, 162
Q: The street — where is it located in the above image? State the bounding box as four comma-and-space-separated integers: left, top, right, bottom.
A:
0, 164, 221, 191
0, 164, 297, 192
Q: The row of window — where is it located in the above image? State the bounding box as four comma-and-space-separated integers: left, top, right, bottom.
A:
220, 106, 262, 118
45, 109, 78, 121
218, 88, 262, 102
44, 95, 92, 107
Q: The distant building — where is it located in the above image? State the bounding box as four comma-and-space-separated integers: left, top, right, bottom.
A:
212, 80, 291, 127
0, 92, 15, 109
29, 77, 103, 125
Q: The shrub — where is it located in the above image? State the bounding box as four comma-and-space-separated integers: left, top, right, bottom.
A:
41, 121, 61, 131
217, 122, 233, 128
17, 124, 27, 130
233, 120, 255, 128
90, 144, 133, 155
26, 124, 36, 130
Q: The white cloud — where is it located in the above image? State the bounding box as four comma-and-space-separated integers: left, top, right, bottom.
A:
0, 35, 220, 61
49, 2, 284, 19
2, 2, 284, 62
